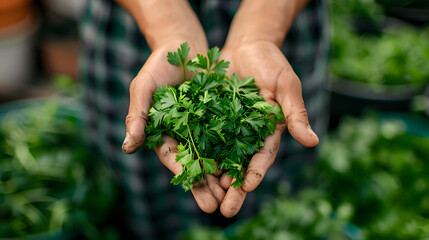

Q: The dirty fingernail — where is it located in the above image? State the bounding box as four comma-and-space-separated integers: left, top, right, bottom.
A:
122, 133, 130, 150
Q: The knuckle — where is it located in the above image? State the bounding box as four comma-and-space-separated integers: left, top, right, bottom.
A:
125, 112, 149, 126
247, 169, 264, 181
258, 146, 275, 158
129, 73, 156, 94
276, 121, 287, 131
285, 105, 308, 125
139, 111, 150, 123
125, 114, 134, 126
161, 145, 178, 158
243, 169, 264, 192
276, 67, 303, 105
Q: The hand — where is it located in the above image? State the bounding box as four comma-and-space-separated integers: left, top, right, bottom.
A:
218, 41, 319, 217
121, 40, 225, 213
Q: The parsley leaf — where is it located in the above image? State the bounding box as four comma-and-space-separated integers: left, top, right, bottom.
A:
207, 47, 221, 68
146, 42, 285, 191
178, 42, 190, 65
212, 60, 230, 75
167, 51, 181, 66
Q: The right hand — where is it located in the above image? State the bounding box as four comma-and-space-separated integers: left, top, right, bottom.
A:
121, 40, 225, 213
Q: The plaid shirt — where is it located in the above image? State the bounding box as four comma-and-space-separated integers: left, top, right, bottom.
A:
80, 0, 329, 239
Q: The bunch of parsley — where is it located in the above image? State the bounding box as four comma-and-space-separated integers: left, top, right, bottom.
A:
145, 43, 285, 191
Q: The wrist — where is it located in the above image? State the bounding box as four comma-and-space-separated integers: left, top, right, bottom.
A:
152, 37, 208, 53
116, 0, 208, 51
224, 0, 308, 48
223, 39, 278, 54
224, 35, 280, 50
151, 39, 208, 61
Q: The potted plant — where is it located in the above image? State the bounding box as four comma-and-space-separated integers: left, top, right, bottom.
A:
0, 98, 119, 239
327, 23, 429, 126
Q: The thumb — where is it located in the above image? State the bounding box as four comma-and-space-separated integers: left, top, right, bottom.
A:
122, 46, 186, 154
122, 71, 157, 154
276, 71, 319, 148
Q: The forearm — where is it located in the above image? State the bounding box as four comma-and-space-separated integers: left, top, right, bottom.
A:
116, 0, 207, 50
225, 0, 309, 47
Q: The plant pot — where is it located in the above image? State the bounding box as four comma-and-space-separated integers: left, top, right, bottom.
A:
327, 78, 427, 129
0, 0, 34, 29
0, 13, 39, 93
387, 7, 429, 26
40, 40, 80, 79
351, 17, 383, 35
376, 0, 429, 26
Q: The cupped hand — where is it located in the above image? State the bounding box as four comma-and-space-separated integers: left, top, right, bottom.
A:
218, 41, 319, 218
121, 40, 225, 213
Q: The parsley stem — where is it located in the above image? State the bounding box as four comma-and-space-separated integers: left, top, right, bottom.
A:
173, 130, 186, 140
182, 64, 186, 81
187, 126, 201, 159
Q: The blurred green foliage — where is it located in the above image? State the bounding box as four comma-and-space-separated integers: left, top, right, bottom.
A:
330, 26, 429, 87
331, 0, 385, 29
185, 189, 351, 240
315, 115, 429, 239
329, 0, 429, 88
0, 99, 119, 240
185, 115, 429, 240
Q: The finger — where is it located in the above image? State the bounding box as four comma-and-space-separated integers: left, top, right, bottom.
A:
220, 173, 233, 190
242, 123, 283, 192
122, 47, 185, 154
220, 179, 247, 218
206, 174, 225, 204
276, 70, 319, 148
214, 161, 223, 177
191, 179, 219, 213
154, 135, 182, 174
155, 136, 218, 213
122, 111, 148, 154
122, 70, 158, 154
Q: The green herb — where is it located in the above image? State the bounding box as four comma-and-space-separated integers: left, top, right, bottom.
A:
145, 42, 285, 191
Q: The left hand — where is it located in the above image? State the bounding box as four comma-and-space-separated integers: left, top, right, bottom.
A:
218, 40, 319, 218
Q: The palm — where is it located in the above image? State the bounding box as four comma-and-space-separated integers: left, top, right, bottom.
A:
129, 43, 198, 103
222, 42, 289, 106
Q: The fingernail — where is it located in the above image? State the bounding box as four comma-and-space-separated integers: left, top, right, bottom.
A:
122, 133, 130, 149
307, 125, 316, 136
